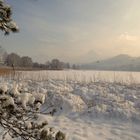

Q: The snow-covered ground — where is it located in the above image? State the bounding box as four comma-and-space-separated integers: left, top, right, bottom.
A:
1, 70, 140, 140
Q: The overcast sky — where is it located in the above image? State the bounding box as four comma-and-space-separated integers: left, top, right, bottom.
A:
1, 0, 140, 63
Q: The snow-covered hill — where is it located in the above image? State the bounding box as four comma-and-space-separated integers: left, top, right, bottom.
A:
81, 54, 140, 71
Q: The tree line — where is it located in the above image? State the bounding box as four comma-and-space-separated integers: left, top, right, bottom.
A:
0, 49, 79, 70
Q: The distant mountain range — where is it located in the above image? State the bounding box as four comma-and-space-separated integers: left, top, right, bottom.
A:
81, 54, 140, 71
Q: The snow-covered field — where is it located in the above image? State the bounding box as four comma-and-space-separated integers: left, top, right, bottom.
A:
1, 70, 140, 140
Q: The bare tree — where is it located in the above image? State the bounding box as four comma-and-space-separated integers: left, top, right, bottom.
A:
0, 46, 7, 64
6, 53, 21, 67
20, 56, 33, 68
51, 59, 62, 70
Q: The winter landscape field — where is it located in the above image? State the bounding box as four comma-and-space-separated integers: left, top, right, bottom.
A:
0, 70, 140, 140
2, 0, 140, 140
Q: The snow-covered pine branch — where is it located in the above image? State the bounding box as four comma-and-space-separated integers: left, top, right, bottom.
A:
0, 0, 19, 35
0, 84, 66, 140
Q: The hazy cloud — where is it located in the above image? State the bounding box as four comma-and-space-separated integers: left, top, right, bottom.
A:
1, 0, 140, 63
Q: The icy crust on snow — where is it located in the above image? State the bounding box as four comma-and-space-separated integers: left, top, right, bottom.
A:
44, 91, 87, 115
33, 80, 140, 122
1, 75, 140, 140
2, 79, 140, 122
72, 83, 140, 122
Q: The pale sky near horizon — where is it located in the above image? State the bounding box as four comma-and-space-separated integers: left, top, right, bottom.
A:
1, 0, 140, 63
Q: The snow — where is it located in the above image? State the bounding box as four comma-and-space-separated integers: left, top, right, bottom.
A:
1, 70, 140, 140
10, 83, 20, 97
0, 84, 8, 93
0, 95, 15, 108
17, 92, 35, 108
34, 93, 46, 104
25, 122, 32, 130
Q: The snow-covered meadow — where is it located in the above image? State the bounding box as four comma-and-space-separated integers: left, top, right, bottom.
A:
0, 70, 140, 140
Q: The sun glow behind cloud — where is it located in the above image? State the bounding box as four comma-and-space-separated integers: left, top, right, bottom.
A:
119, 32, 138, 42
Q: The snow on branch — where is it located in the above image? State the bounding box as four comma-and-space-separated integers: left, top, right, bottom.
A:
0, 84, 66, 140
0, 0, 19, 35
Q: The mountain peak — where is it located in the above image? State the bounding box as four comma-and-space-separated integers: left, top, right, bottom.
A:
81, 54, 140, 71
